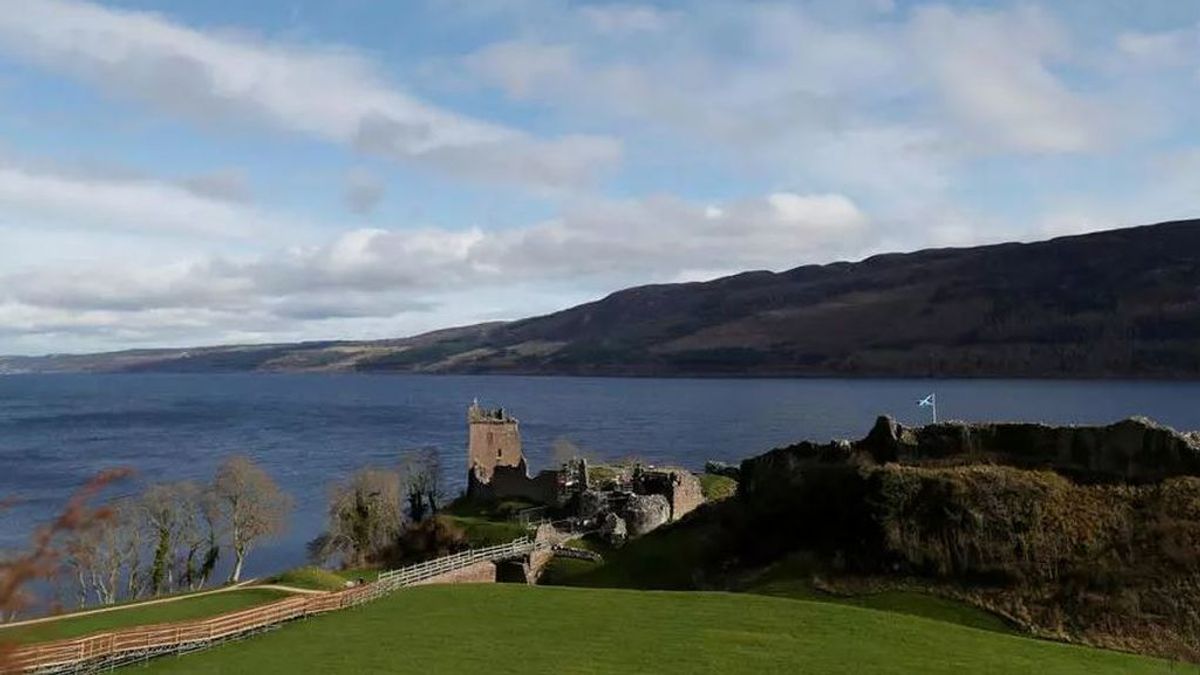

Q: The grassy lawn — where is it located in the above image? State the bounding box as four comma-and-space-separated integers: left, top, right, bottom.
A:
0, 588, 292, 644
749, 576, 1013, 634
743, 555, 1014, 634
140, 585, 1172, 674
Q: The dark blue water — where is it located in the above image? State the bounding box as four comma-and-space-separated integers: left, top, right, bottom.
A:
2, 373, 1199, 577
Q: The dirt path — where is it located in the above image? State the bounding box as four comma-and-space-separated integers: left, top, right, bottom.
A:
245, 584, 329, 596
0, 578, 282, 630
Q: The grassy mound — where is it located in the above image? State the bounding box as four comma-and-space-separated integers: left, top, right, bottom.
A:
271, 567, 349, 592
441, 497, 535, 547
0, 588, 291, 644
699, 473, 737, 501
442, 515, 527, 546
334, 568, 381, 584
140, 585, 1167, 674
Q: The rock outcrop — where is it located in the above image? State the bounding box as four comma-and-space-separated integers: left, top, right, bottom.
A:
732, 415, 1200, 662
623, 494, 671, 537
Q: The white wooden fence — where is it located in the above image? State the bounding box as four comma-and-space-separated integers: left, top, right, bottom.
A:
4, 537, 544, 674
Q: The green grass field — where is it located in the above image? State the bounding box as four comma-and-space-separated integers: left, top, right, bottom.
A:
0, 588, 292, 644
139, 585, 1172, 674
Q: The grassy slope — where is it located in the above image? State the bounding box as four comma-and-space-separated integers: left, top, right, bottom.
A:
0, 589, 292, 644
541, 519, 1015, 635
141, 585, 1169, 674
441, 498, 533, 547
271, 567, 349, 592
698, 473, 737, 501
442, 515, 527, 546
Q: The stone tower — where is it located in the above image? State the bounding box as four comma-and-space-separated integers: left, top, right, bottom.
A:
467, 400, 525, 483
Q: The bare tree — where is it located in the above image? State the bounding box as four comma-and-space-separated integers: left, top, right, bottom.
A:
1, 470, 129, 668
399, 449, 442, 522
212, 456, 292, 583
167, 483, 215, 592
140, 481, 199, 595
64, 495, 146, 607
309, 468, 402, 568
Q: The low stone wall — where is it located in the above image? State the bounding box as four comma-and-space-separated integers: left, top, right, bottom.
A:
409, 560, 497, 586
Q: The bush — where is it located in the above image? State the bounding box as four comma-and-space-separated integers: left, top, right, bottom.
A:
378, 516, 468, 567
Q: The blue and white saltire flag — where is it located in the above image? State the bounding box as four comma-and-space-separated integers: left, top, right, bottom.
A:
918, 393, 937, 423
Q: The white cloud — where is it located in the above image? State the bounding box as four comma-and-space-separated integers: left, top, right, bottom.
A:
907, 6, 1106, 154
0, 0, 621, 190
0, 161, 278, 238
1117, 26, 1198, 69
460, 3, 1124, 167
463, 41, 576, 100
0, 190, 871, 348
579, 5, 675, 34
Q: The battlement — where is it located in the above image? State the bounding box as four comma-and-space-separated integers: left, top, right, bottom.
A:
468, 401, 517, 425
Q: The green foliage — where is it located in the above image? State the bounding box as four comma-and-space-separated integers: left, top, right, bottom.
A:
151, 528, 171, 595
139, 585, 1169, 674
378, 516, 469, 567
699, 474, 737, 501
270, 567, 347, 592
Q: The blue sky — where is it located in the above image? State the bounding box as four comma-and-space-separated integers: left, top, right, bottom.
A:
1, 0, 1198, 354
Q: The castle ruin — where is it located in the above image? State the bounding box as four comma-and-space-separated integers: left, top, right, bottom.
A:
464, 400, 707, 541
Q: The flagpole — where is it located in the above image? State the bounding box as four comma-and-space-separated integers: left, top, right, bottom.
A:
932, 393, 937, 424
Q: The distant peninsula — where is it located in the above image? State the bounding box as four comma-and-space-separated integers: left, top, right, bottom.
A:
6, 218, 1200, 379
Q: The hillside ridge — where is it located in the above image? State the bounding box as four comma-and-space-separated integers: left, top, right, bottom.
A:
6, 218, 1200, 378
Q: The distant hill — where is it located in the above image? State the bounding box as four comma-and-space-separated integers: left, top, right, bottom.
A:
6, 219, 1200, 378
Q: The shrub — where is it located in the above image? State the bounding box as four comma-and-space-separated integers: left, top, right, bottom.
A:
378, 516, 468, 568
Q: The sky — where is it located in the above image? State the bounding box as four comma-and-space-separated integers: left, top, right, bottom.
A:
0, 0, 1198, 355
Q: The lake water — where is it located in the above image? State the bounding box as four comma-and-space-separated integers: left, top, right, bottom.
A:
2, 373, 1199, 578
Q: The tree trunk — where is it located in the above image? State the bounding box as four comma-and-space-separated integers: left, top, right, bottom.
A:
229, 547, 246, 583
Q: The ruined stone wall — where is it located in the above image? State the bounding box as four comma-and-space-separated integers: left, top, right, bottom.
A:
742, 416, 1200, 502
635, 469, 705, 521
468, 463, 560, 505
860, 415, 1200, 483
410, 560, 497, 586
668, 471, 705, 520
